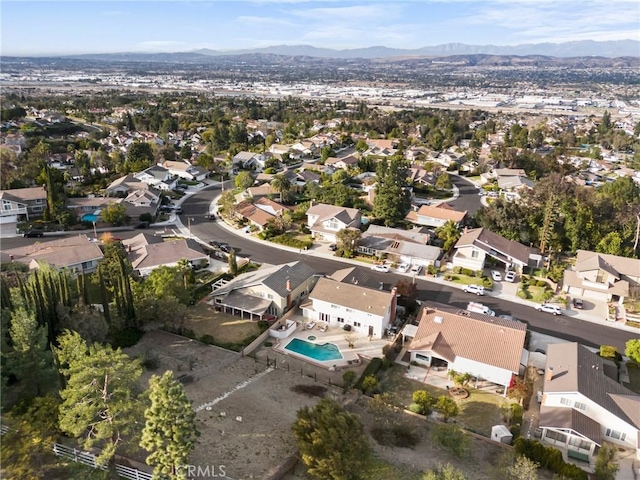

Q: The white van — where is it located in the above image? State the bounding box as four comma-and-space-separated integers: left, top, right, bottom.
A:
467, 302, 496, 316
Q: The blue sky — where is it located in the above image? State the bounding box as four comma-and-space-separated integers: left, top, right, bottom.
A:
2, 0, 639, 56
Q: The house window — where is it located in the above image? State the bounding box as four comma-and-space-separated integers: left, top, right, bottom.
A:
560, 397, 572, 407
354, 322, 361, 327
331, 304, 339, 309
605, 429, 626, 441
81, 261, 92, 270
35, 198, 43, 204
415, 353, 430, 362
545, 430, 567, 444
3, 200, 12, 210
346, 308, 352, 312
267, 294, 273, 300
31, 206, 43, 212
320, 313, 330, 322
568, 437, 591, 450
574, 401, 587, 411
337, 317, 344, 323
595, 270, 607, 284
326, 219, 339, 229
471, 249, 479, 259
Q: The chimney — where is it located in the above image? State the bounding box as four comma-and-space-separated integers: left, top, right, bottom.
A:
286, 279, 292, 291
128, 245, 132, 254
545, 367, 554, 382
389, 287, 398, 326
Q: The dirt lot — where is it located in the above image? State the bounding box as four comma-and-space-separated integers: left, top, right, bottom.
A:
184, 302, 261, 344
126, 330, 345, 479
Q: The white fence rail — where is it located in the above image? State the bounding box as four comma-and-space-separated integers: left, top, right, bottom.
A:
52, 443, 153, 480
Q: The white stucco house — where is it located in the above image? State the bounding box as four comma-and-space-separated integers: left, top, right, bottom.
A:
301, 277, 397, 339
404, 204, 467, 228
539, 342, 640, 461
306, 202, 361, 243
451, 227, 542, 273
133, 165, 177, 191
406, 303, 528, 396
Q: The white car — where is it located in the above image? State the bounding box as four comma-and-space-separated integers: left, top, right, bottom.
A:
371, 264, 390, 273
504, 271, 517, 283
463, 284, 485, 295
397, 263, 410, 273
410, 265, 422, 275
491, 270, 502, 282
535, 303, 562, 315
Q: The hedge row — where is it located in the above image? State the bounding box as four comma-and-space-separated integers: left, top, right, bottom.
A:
269, 234, 313, 250
514, 438, 587, 480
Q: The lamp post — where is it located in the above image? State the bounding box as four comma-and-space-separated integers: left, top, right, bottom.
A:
188, 217, 194, 238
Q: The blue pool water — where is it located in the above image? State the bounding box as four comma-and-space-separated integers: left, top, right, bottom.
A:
82, 213, 100, 223
285, 338, 343, 362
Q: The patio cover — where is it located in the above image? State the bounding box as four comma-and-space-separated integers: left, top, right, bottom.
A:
539, 406, 602, 444
218, 290, 272, 315
401, 324, 418, 337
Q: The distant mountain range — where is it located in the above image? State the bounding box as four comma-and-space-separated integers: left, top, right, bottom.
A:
189, 40, 640, 59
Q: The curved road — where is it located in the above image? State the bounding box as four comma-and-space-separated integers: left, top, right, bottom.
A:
180, 184, 638, 352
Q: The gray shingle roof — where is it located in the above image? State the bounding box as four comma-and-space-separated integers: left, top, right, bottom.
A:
545, 343, 640, 429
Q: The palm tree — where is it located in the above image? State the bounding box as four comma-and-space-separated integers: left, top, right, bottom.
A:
436, 220, 461, 251
271, 174, 292, 203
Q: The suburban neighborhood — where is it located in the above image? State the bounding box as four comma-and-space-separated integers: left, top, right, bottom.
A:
1, 42, 640, 480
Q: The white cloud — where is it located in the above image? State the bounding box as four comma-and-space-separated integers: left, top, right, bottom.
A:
290, 4, 393, 20
236, 15, 296, 27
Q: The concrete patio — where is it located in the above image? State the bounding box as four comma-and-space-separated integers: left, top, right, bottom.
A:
271, 313, 391, 369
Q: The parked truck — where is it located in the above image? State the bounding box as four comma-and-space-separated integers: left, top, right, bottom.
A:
467, 302, 496, 316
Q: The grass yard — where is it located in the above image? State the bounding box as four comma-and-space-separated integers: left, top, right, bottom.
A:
378, 365, 512, 437
183, 301, 261, 345
624, 365, 640, 394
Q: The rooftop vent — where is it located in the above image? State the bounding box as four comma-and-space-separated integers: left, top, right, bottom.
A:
434, 315, 444, 324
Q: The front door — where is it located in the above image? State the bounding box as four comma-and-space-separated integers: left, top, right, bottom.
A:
368, 325, 374, 337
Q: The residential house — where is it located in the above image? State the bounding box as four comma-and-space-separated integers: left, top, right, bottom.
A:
358, 225, 442, 267
0, 186, 47, 223
328, 266, 382, 291
435, 150, 466, 169
292, 169, 321, 187
121, 189, 161, 220
235, 199, 285, 231
408, 166, 436, 186
208, 261, 318, 319
301, 277, 396, 339
122, 233, 208, 277
405, 204, 467, 228
66, 196, 111, 217
324, 155, 359, 171
539, 343, 640, 460
0, 234, 103, 274
563, 250, 640, 304
364, 139, 397, 157
306, 202, 362, 243
406, 303, 528, 396
106, 174, 149, 197
134, 165, 177, 191
290, 140, 319, 158
452, 227, 541, 272
232, 151, 268, 172
162, 160, 209, 181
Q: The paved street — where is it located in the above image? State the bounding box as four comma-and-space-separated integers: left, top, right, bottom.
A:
3, 180, 638, 352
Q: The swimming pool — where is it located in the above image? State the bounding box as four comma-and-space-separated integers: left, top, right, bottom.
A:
285, 338, 343, 362
82, 213, 100, 223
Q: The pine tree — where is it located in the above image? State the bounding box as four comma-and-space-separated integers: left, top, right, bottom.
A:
98, 269, 111, 324
55, 330, 143, 469
141, 371, 199, 479
0, 274, 12, 310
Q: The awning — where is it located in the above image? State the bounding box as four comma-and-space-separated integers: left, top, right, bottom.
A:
218, 290, 272, 315
539, 406, 602, 444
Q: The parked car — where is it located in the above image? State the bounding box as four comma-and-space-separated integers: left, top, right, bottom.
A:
23, 230, 44, 238
371, 264, 390, 273
504, 271, 517, 283
535, 303, 562, 315
135, 221, 149, 229
491, 270, 502, 281
463, 284, 485, 295
498, 314, 522, 323
219, 244, 232, 253
572, 298, 584, 309
328, 244, 337, 251
204, 213, 216, 220
410, 265, 422, 275
397, 263, 410, 273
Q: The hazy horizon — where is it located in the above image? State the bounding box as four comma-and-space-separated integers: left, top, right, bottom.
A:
2, 0, 639, 57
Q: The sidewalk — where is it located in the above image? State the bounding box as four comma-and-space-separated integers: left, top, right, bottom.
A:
206, 194, 639, 335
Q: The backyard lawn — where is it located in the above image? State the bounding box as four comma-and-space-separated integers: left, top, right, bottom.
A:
183, 301, 261, 344
378, 365, 513, 436
625, 365, 640, 394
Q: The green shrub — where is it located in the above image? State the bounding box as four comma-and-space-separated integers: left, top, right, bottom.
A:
453, 266, 462, 274
354, 357, 383, 391
600, 345, 617, 359
361, 375, 379, 395
408, 403, 424, 415
257, 320, 270, 332
431, 424, 469, 458
514, 438, 587, 480
482, 277, 494, 290
371, 424, 420, 448
200, 334, 215, 344
269, 234, 313, 250
460, 267, 475, 276
381, 357, 394, 370
427, 265, 438, 276
264, 341, 273, 348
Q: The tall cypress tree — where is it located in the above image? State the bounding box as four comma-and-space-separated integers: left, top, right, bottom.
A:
98, 269, 111, 324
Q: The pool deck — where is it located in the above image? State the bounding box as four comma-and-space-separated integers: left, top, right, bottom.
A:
272, 316, 391, 369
